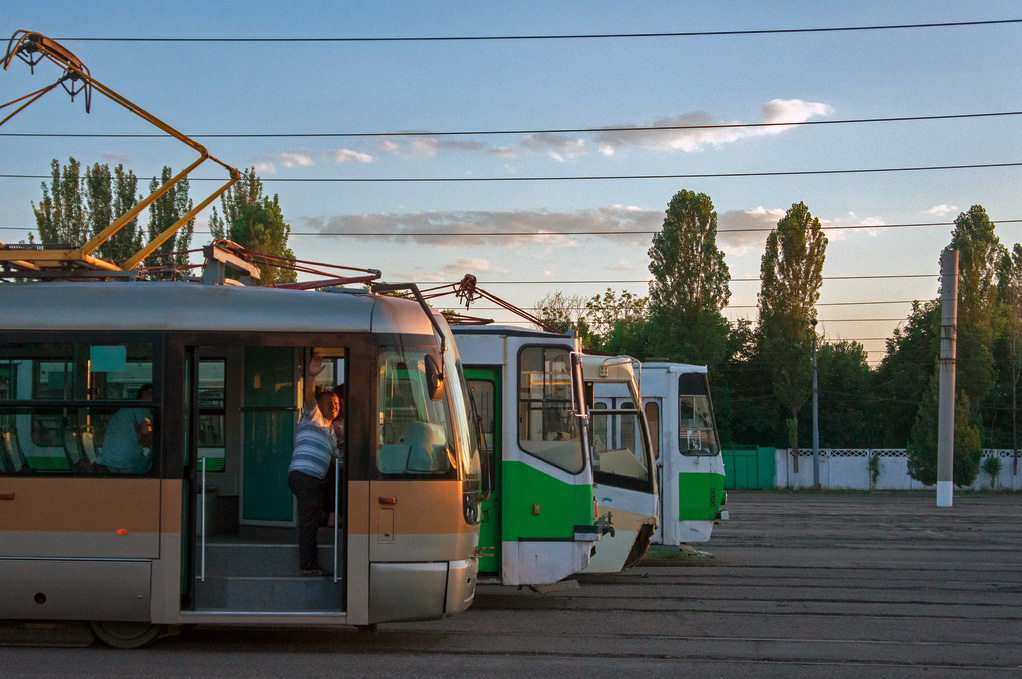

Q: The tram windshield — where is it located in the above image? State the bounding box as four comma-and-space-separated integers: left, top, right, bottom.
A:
678, 373, 719, 457
590, 402, 651, 482
377, 348, 457, 476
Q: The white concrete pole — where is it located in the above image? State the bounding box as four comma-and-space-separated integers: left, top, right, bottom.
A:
937, 248, 958, 507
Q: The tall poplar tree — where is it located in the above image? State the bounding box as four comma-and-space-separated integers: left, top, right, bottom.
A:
33, 158, 88, 246
647, 189, 731, 365
147, 167, 195, 267
208, 168, 297, 284
758, 202, 827, 474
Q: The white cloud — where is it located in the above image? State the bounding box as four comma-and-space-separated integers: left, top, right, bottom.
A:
301, 205, 662, 249
252, 162, 277, 174
594, 99, 833, 154
925, 204, 959, 215
328, 149, 373, 164
377, 136, 487, 157
99, 151, 131, 165
275, 152, 313, 168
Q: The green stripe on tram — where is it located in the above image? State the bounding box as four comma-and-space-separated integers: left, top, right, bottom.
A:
678, 472, 725, 521
501, 460, 594, 540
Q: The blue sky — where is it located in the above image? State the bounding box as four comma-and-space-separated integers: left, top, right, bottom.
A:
3, 1, 1022, 363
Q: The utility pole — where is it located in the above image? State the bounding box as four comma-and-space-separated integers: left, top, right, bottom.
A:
811, 317, 820, 490
937, 248, 958, 507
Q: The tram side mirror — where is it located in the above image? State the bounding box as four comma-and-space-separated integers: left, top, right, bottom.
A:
425, 355, 445, 401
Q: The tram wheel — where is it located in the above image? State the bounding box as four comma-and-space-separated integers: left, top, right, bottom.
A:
90, 621, 165, 649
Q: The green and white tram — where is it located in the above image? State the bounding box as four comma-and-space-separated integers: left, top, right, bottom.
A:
452, 326, 603, 586
0, 279, 482, 647
643, 362, 727, 546
582, 356, 658, 573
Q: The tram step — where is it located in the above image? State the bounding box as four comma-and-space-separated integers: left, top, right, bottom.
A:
197, 542, 341, 578
192, 574, 344, 612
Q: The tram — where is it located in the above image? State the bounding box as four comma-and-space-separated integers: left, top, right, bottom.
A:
0, 275, 483, 647
452, 325, 604, 586
642, 363, 727, 546
581, 356, 658, 573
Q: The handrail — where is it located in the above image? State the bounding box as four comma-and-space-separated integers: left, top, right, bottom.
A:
333, 461, 340, 583
200, 456, 207, 582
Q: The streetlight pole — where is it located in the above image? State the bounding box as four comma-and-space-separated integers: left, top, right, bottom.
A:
811, 317, 820, 490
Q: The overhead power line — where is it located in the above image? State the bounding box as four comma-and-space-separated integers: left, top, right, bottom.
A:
5, 219, 1022, 237
51, 19, 1022, 42
2, 161, 1021, 183
4, 110, 1020, 139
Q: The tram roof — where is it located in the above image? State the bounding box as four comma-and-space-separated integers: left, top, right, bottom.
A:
451, 324, 572, 339
641, 361, 708, 374
0, 281, 436, 336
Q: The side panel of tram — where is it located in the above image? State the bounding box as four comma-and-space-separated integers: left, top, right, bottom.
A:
581, 357, 658, 573
641, 363, 727, 546
454, 327, 597, 586
0, 284, 479, 635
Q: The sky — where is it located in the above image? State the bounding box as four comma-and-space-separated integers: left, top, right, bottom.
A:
3, 1, 1022, 365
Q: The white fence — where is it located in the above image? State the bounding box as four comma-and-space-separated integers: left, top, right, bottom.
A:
775, 449, 1022, 490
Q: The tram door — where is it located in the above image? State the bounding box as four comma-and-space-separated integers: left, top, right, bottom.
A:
643, 398, 665, 545
466, 369, 500, 575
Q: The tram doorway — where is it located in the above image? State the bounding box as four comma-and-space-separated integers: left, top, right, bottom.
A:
184, 346, 346, 614
466, 369, 501, 575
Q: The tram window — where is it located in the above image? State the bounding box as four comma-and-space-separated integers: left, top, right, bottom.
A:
87, 344, 153, 400
0, 342, 159, 477
645, 402, 660, 460
589, 408, 649, 481
376, 349, 455, 477
518, 346, 584, 474
678, 394, 719, 457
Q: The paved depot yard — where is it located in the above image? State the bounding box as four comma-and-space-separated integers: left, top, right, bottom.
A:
3, 492, 1021, 677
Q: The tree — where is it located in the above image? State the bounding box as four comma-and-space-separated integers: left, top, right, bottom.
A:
906, 373, 983, 487
647, 189, 732, 366
33, 158, 88, 246
946, 206, 1002, 421
812, 340, 874, 447
85, 162, 142, 263
146, 167, 195, 268
758, 202, 827, 474
534, 291, 594, 345
208, 168, 297, 284
873, 300, 941, 446
584, 289, 649, 353
995, 244, 1022, 474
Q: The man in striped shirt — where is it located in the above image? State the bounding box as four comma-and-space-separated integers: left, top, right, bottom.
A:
288, 355, 340, 576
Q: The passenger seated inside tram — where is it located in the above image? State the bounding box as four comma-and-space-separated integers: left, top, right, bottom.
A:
95, 383, 153, 474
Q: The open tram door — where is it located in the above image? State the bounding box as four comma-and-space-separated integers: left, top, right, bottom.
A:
581, 355, 658, 573
183, 344, 347, 617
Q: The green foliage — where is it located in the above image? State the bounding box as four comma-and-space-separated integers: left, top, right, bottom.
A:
947, 206, 1003, 414
758, 202, 827, 460
906, 375, 982, 487
868, 453, 881, 489
534, 291, 594, 346
32, 157, 143, 263
208, 168, 297, 284
648, 189, 730, 313
87, 162, 142, 263
33, 158, 88, 246
811, 340, 875, 447
873, 301, 941, 446
647, 190, 732, 366
146, 167, 195, 267
981, 455, 1002, 488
